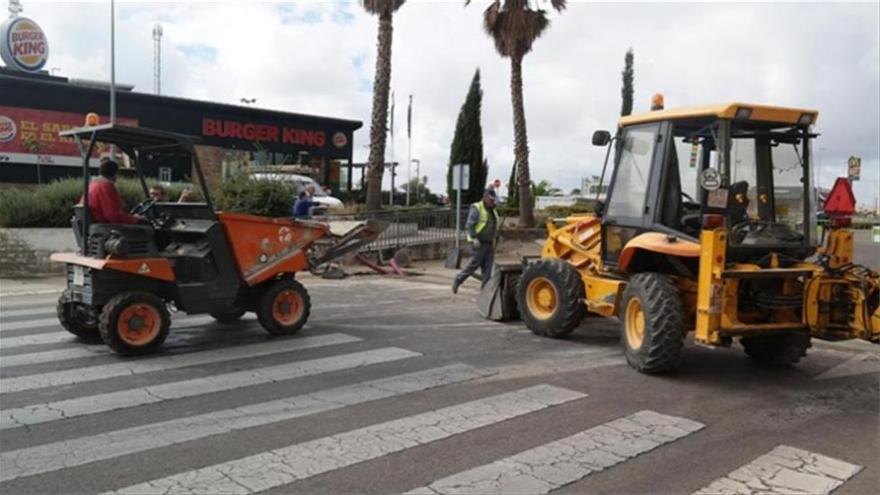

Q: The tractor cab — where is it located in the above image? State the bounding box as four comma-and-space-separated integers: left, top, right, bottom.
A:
594, 101, 820, 269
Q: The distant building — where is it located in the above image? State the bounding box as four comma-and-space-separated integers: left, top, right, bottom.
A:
0, 68, 362, 192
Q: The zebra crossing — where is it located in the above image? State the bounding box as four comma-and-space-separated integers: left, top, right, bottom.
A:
0, 288, 870, 494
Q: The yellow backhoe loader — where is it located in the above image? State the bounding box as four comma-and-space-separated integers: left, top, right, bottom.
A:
504, 97, 880, 373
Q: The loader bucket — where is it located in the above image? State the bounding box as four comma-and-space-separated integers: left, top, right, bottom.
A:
478, 263, 524, 321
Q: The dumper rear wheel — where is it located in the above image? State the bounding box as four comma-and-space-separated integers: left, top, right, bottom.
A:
57, 290, 101, 342
258, 279, 310, 336
741, 333, 810, 365
620, 273, 684, 373
517, 259, 585, 338
99, 291, 170, 355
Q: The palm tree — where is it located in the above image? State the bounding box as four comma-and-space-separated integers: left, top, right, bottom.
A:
467, 0, 566, 227
362, 0, 406, 211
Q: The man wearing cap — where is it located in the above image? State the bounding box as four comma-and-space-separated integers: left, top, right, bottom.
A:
452, 187, 500, 294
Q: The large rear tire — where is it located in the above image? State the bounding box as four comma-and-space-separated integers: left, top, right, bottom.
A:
741, 333, 810, 365
57, 290, 101, 342
257, 278, 311, 336
516, 259, 585, 338
99, 291, 170, 356
619, 273, 685, 374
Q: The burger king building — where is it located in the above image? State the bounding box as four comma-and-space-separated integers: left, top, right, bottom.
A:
0, 67, 363, 193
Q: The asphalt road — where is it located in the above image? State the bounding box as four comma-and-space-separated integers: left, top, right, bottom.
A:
0, 274, 877, 494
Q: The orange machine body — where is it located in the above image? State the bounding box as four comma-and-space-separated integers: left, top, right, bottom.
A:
217, 212, 331, 286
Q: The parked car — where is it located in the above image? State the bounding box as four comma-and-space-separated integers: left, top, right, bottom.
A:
249, 172, 344, 209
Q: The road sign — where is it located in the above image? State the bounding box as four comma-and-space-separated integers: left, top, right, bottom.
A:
452, 163, 470, 191
848, 156, 861, 181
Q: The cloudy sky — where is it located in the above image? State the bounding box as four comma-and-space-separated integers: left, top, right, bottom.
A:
15, 0, 880, 206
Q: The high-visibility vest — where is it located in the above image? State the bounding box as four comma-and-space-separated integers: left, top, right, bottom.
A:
468, 201, 500, 242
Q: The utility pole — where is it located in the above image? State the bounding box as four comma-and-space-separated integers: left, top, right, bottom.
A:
406, 94, 413, 206
152, 24, 163, 95
412, 158, 420, 204
110, 0, 116, 125
109, 0, 117, 159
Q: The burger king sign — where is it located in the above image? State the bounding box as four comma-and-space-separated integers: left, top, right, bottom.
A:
1, 16, 48, 73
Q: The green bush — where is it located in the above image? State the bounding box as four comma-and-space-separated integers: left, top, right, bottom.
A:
215, 176, 297, 218
0, 178, 199, 228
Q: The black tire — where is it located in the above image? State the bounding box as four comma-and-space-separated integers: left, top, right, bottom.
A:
257, 278, 311, 336
619, 273, 685, 374
99, 291, 170, 356
741, 333, 810, 366
516, 259, 585, 338
210, 309, 246, 323
57, 290, 101, 342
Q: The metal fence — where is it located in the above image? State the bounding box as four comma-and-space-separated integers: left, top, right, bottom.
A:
323, 208, 469, 252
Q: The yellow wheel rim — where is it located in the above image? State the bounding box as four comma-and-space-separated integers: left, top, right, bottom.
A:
526, 277, 558, 320
625, 297, 646, 350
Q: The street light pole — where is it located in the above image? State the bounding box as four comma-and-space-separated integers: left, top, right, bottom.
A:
411, 158, 420, 204
110, 0, 116, 125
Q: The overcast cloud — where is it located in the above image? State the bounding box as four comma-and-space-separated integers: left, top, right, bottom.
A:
15, 0, 880, 206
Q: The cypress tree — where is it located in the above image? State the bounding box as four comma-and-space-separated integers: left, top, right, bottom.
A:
447, 69, 488, 205
621, 48, 634, 117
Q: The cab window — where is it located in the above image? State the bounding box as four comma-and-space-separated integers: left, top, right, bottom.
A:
606, 124, 658, 219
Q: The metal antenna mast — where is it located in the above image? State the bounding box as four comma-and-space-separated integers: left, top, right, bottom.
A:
152, 23, 163, 95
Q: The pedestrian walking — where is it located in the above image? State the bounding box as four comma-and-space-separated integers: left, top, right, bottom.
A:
452, 188, 499, 294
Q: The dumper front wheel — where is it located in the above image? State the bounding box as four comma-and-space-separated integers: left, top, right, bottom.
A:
517, 259, 585, 338
258, 279, 311, 336
99, 292, 170, 356
57, 290, 101, 342
619, 273, 684, 374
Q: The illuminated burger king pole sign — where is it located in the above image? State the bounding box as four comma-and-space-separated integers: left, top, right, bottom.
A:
1, 15, 49, 73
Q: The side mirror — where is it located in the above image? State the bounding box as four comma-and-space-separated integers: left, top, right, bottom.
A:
592, 130, 612, 147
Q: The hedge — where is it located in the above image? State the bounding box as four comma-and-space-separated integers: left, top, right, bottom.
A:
0, 178, 198, 228
215, 175, 299, 218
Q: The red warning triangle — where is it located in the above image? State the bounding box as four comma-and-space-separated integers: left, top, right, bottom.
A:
823, 178, 856, 216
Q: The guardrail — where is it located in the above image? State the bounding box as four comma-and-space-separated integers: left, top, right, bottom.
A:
323, 208, 469, 251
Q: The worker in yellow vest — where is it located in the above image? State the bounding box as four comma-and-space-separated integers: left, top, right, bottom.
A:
453, 188, 499, 294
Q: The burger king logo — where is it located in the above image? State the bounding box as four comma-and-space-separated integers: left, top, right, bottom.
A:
0, 115, 16, 143
1, 17, 49, 73
332, 132, 348, 149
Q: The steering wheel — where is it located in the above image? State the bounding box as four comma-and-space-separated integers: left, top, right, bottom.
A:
130, 198, 156, 217
680, 191, 697, 204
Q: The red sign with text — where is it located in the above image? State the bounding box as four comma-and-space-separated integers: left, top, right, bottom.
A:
0, 106, 137, 165
201, 118, 327, 148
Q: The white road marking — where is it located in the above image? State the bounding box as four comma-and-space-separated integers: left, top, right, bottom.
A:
0, 364, 493, 482
1, 347, 420, 430
1, 306, 60, 319
0, 295, 452, 325
0, 317, 60, 332
106, 385, 586, 495
0, 333, 360, 394
0, 346, 108, 368
0, 315, 222, 348
814, 353, 880, 380
0, 295, 61, 310
405, 410, 704, 495
693, 445, 863, 495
